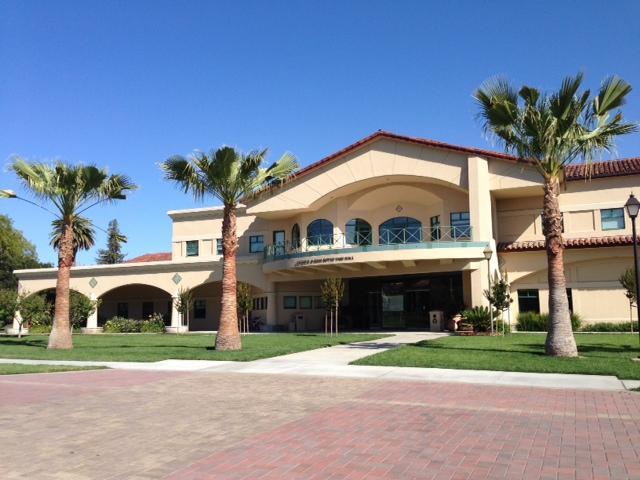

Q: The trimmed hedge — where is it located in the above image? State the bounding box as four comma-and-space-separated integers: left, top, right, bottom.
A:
103, 314, 165, 333
517, 312, 582, 331
580, 322, 635, 333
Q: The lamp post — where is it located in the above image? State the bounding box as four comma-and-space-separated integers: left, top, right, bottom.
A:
624, 193, 640, 344
483, 245, 493, 335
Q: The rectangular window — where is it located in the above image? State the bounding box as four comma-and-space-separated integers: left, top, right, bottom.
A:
216, 238, 223, 255
450, 212, 471, 239
517, 289, 540, 314
194, 299, 206, 319
249, 235, 265, 253
601, 208, 625, 231
299, 295, 312, 309
430, 215, 441, 241
142, 301, 154, 318
314, 296, 325, 310
186, 240, 199, 257
283, 296, 297, 309
117, 302, 129, 318
252, 297, 268, 311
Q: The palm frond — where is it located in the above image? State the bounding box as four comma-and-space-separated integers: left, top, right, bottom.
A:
50, 215, 95, 253
475, 73, 637, 179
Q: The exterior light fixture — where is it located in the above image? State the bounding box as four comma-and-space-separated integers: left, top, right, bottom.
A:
625, 193, 640, 343
483, 245, 493, 334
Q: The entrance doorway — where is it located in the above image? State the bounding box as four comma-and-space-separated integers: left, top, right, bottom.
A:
349, 272, 463, 330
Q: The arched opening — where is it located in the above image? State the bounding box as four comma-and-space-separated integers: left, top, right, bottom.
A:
98, 284, 172, 326
307, 219, 334, 246
291, 223, 301, 249
187, 281, 264, 331
19, 288, 93, 331
379, 217, 423, 244
345, 218, 372, 246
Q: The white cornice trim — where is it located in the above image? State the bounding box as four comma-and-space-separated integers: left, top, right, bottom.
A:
14, 255, 259, 278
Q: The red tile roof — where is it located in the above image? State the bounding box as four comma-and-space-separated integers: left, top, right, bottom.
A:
564, 158, 640, 181
126, 252, 172, 263
498, 235, 639, 253
262, 131, 640, 193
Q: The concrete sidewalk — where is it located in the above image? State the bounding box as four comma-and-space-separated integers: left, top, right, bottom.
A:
0, 332, 633, 391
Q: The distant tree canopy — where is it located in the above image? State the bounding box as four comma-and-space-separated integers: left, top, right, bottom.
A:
0, 214, 51, 289
96, 219, 127, 264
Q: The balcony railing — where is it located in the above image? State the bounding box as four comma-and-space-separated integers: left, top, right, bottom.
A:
263, 225, 473, 262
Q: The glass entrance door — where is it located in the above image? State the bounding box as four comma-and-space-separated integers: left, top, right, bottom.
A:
381, 282, 404, 328
404, 290, 430, 329
273, 230, 285, 257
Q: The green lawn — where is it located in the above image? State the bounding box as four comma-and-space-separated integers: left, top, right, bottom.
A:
0, 333, 387, 362
0, 364, 104, 375
353, 333, 640, 380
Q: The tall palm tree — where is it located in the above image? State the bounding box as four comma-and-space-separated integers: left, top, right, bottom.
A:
10, 159, 136, 349
162, 147, 298, 351
475, 73, 637, 357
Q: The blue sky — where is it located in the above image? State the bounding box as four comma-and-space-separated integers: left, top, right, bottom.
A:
1, 0, 640, 265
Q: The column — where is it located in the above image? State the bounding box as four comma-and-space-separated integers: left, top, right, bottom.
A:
265, 291, 277, 328
168, 294, 183, 333
83, 293, 101, 333
467, 156, 498, 307
9, 310, 24, 335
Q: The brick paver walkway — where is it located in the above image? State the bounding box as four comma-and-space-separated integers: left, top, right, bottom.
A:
1, 369, 639, 479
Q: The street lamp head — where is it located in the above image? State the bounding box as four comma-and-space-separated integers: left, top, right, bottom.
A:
114, 194, 127, 200
483, 245, 493, 261
0, 189, 17, 199
625, 193, 640, 219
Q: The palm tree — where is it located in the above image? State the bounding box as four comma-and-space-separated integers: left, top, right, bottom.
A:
475, 73, 637, 357
161, 147, 297, 351
10, 160, 136, 349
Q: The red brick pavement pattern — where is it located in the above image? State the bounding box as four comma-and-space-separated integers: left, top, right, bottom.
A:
168, 382, 640, 480
0, 369, 186, 406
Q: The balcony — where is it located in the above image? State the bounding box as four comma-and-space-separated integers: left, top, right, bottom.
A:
263, 226, 480, 263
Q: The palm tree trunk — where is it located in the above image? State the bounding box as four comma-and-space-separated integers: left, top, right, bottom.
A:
215, 203, 242, 351
48, 221, 74, 350
542, 177, 577, 357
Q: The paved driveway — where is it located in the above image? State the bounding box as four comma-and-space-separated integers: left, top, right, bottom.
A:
1, 369, 639, 479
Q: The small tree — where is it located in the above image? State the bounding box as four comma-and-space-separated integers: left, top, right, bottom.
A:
174, 287, 194, 332
483, 273, 514, 334
619, 267, 636, 333
0, 289, 19, 332
96, 219, 127, 264
19, 292, 52, 338
236, 282, 252, 333
321, 278, 344, 336
69, 291, 99, 331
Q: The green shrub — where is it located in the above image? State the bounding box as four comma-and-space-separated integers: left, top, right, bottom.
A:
462, 306, 499, 333
517, 311, 582, 331
0, 289, 19, 329
580, 322, 635, 332
103, 317, 141, 333
29, 324, 52, 334
495, 319, 511, 334
69, 291, 98, 329
140, 313, 165, 333
103, 314, 166, 333
20, 294, 52, 327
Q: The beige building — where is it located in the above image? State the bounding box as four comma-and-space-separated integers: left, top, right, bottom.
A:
12, 131, 640, 333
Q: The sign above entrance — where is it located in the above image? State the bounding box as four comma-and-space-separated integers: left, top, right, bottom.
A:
294, 256, 354, 268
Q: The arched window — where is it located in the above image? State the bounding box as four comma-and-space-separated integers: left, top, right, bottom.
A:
345, 218, 372, 246
291, 223, 301, 249
307, 219, 334, 246
379, 217, 422, 244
